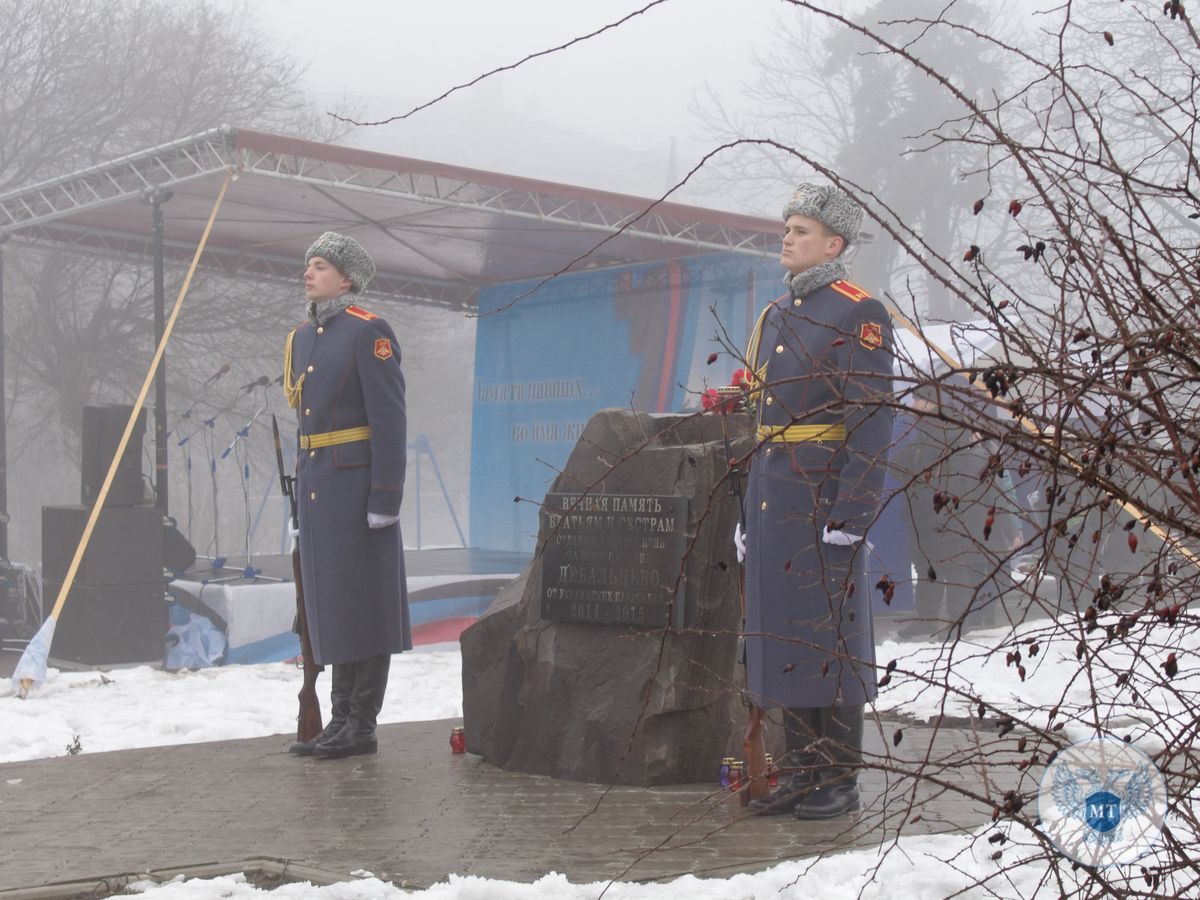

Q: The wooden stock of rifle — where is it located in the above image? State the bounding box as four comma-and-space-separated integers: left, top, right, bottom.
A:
272, 414, 324, 743
739, 569, 769, 804
715, 393, 769, 805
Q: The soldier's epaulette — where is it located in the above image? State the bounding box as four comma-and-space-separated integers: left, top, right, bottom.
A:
829, 280, 873, 302
345, 305, 378, 321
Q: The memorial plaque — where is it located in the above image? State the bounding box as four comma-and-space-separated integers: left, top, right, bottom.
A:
540, 493, 688, 628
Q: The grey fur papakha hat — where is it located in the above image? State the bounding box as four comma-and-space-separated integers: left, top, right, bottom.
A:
782, 183, 864, 248
305, 231, 376, 294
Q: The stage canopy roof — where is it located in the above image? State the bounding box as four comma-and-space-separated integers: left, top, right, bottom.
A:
0, 126, 780, 310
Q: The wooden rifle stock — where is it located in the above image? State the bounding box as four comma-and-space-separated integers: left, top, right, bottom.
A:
292, 546, 323, 743
272, 414, 324, 743
739, 568, 769, 804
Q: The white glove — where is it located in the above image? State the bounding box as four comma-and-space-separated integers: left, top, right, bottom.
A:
288, 522, 300, 553
734, 521, 747, 564
822, 527, 864, 547
367, 512, 399, 529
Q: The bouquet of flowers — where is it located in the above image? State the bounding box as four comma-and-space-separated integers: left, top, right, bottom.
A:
701, 367, 756, 416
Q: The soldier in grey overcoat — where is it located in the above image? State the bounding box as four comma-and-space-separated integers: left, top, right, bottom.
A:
895, 389, 1020, 637
735, 184, 894, 819
283, 231, 412, 759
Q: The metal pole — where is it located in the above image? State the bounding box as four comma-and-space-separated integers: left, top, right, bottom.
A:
415, 441, 422, 550
0, 237, 8, 561
144, 190, 173, 514
415, 433, 467, 547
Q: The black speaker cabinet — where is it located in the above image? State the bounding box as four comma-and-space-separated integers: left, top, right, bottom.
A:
81, 404, 147, 508
46, 580, 167, 664
42, 505, 165, 586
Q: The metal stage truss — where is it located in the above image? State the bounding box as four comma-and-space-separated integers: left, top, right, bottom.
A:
0, 124, 781, 546
0, 125, 779, 311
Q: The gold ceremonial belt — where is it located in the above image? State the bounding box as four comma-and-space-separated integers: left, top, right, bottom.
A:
756, 424, 846, 443
298, 425, 371, 450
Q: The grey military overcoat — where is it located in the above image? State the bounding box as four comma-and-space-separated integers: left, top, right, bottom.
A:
287, 304, 412, 665
743, 279, 894, 709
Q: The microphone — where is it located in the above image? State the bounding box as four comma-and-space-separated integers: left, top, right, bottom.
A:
204, 363, 231, 385
238, 375, 270, 393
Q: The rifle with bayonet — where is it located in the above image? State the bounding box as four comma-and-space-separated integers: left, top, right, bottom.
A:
272, 413, 323, 743
709, 385, 769, 804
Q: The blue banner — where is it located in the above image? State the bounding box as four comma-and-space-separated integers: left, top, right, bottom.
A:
470, 252, 780, 551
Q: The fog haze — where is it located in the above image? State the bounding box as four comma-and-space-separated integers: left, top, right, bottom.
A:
237, 0, 782, 206
2, 0, 1145, 565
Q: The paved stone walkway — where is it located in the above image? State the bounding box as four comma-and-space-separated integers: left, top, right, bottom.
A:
0, 716, 1026, 897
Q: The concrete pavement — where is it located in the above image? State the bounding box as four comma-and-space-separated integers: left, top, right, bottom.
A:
0, 713, 1025, 897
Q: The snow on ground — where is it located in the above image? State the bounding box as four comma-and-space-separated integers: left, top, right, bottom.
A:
7, 606, 1189, 765
2, 621, 1182, 898
121, 830, 1060, 899
0, 643, 462, 764
873, 610, 1197, 746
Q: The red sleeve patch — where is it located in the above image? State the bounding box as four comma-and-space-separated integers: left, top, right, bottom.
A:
373, 338, 393, 360
858, 322, 884, 350
346, 305, 378, 321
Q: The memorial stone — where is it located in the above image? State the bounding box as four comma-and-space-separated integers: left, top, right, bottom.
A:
461, 407, 758, 786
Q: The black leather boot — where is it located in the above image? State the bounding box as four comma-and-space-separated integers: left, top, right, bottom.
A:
749, 707, 821, 816
314, 654, 391, 759
794, 705, 863, 820
290, 663, 353, 756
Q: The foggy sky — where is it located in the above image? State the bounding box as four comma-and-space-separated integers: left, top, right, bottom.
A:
235, 0, 782, 204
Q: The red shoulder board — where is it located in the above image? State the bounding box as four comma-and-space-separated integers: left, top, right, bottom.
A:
345, 305, 378, 321
830, 280, 873, 302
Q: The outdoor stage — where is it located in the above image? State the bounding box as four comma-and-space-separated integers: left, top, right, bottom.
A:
138, 548, 525, 668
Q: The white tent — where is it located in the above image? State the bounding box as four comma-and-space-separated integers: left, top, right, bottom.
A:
892, 320, 1000, 382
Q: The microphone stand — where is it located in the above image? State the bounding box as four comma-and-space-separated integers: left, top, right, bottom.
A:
166, 369, 231, 531
179, 380, 265, 575
173, 405, 207, 545
197, 413, 228, 575
209, 400, 281, 584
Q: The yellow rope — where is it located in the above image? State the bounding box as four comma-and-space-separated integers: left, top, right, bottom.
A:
742, 303, 772, 398
282, 328, 305, 409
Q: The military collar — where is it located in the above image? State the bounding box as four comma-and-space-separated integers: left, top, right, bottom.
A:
307, 292, 356, 326
783, 259, 848, 300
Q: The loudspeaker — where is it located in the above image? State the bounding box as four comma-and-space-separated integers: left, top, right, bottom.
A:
81, 404, 147, 508
42, 505, 165, 586
163, 521, 196, 577
47, 580, 167, 664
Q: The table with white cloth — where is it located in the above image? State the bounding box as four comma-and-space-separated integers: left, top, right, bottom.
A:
169, 579, 301, 664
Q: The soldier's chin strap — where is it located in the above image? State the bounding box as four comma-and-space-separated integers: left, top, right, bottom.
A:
282, 328, 305, 409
